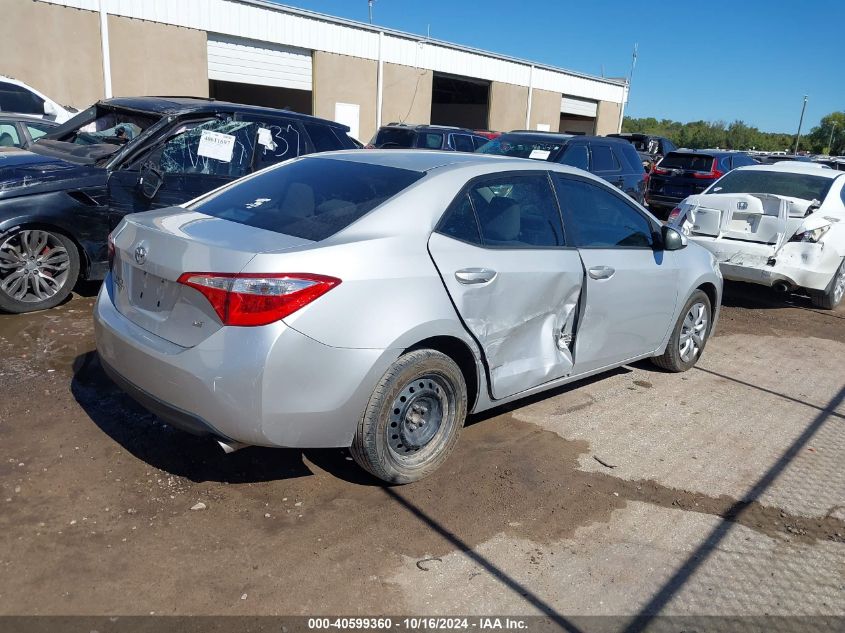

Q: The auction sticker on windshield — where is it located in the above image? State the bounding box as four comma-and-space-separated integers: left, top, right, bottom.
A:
198, 130, 236, 162
528, 149, 551, 160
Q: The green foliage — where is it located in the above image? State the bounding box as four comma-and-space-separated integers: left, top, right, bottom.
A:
622, 112, 845, 155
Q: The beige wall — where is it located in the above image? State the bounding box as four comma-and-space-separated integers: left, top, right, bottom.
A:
313, 52, 377, 142
382, 63, 432, 126
595, 100, 623, 136
108, 16, 208, 99
488, 81, 528, 132
1, 0, 104, 109
528, 88, 561, 132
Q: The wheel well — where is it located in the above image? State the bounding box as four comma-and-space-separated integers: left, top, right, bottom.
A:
697, 282, 718, 313
404, 336, 479, 410
2, 222, 89, 279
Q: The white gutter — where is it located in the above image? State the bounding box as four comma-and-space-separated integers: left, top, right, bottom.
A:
376, 30, 384, 129
99, 0, 112, 98
525, 64, 534, 129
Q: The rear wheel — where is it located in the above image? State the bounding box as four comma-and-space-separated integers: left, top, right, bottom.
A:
0, 228, 79, 314
810, 258, 845, 310
350, 349, 467, 484
652, 290, 712, 372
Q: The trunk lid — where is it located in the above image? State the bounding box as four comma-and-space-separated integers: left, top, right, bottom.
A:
111, 208, 312, 347
675, 193, 793, 247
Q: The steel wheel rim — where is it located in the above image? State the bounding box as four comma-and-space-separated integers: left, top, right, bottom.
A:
678, 301, 708, 363
386, 374, 455, 464
833, 262, 845, 305
0, 230, 70, 303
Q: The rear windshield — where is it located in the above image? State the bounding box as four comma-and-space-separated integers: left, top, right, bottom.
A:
708, 170, 835, 202
373, 128, 416, 148
477, 135, 564, 160
190, 157, 425, 241
659, 152, 715, 171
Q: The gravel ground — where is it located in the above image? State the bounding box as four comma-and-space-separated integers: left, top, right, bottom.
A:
0, 281, 842, 617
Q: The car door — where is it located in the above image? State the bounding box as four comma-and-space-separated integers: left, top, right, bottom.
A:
589, 142, 626, 192
553, 173, 680, 373
428, 171, 584, 400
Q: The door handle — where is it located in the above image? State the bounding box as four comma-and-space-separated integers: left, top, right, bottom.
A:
588, 266, 615, 280
455, 268, 497, 284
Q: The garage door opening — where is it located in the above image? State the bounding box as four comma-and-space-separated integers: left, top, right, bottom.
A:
430, 72, 489, 130
209, 80, 312, 115
560, 95, 597, 135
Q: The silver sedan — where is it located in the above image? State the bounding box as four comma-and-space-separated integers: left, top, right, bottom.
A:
95, 151, 722, 483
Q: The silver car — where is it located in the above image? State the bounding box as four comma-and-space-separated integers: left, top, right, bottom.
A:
94, 151, 722, 483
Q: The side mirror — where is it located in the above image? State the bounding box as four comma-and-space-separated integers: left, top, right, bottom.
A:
43, 101, 59, 118
662, 225, 688, 251
138, 163, 163, 200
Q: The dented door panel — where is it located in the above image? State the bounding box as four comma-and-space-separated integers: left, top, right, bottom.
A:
428, 232, 583, 400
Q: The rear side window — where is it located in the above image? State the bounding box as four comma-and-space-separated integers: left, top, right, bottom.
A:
0, 82, 44, 115
191, 157, 425, 241
555, 176, 654, 248
304, 123, 344, 153
437, 193, 482, 245
451, 134, 475, 152
591, 145, 621, 172
660, 152, 715, 171
25, 122, 52, 140
468, 174, 564, 248
560, 144, 589, 170
472, 136, 489, 150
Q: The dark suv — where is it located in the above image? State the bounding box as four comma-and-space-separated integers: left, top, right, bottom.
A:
0, 97, 358, 313
645, 149, 757, 219
477, 132, 647, 204
368, 124, 489, 152
607, 133, 677, 169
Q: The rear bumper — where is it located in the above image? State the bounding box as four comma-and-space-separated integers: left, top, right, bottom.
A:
688, 236, 841, 291
94, 276, 399, 448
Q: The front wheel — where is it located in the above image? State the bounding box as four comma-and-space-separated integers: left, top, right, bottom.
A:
0, 228, 80, 314
652, 290, 712, 372
350, 349, 467, 484
811, 258, 845, 310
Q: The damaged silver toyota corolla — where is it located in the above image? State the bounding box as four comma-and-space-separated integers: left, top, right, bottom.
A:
95, 150, 722, 483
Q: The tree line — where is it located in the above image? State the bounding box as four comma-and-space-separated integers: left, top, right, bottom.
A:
622, 111, 845, 155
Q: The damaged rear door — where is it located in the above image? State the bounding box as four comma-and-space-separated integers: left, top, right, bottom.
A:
428, 172, 583, 400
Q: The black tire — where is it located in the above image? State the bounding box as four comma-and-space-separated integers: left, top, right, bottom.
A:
350, 349, 467, 484
810, 258, 845, 310
652, 289, 712, 372
0, 228, 80, 314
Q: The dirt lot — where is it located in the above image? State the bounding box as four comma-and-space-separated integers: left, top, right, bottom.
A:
0, 281, 843, 618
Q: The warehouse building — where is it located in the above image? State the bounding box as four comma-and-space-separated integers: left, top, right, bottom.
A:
3, 0, 628, 142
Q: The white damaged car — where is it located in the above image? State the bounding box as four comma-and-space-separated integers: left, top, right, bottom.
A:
668, 162, 845, 309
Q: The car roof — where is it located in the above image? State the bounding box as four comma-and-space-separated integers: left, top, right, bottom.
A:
0, 113, 59, 125
668, 148, 744, 156
733, 162, 844, 179
379, 123, 478, 133
99, 96, 349, 130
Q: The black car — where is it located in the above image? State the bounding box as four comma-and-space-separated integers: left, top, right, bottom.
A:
645, 149, 757, 219
477, 132, 647, 204
368, 124, 489, 152
607, 133, 677, 169
0, 97, 358, 313
0, 113, 58, 149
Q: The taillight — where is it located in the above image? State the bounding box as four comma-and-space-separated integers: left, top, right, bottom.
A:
177, 273, 341, 327
668, 207, 683, 222
107, 232, 115, 270
651, 166, 670, 176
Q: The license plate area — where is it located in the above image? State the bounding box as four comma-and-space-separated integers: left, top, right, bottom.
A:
125, 263, 180, 313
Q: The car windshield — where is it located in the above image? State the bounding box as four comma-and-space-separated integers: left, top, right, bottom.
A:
42, 105, 160, 149
190, 157, 426, 241
659, 152, 714, 171
477, 136, 564, 160
373, 128, 416, 148
708, 170, 836, 202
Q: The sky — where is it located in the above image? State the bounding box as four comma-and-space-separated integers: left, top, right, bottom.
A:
272, 0, 844, 133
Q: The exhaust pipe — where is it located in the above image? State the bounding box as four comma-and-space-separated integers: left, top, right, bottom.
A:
217, 438, 248, 454
772, 280, 792, 293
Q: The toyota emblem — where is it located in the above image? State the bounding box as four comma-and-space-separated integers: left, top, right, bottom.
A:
134, 244, 147, 265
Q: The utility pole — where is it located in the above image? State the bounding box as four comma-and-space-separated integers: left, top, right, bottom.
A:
829, 122, 837, 155
617, 43, 637, 133
793, 95, 808, 154
368, 0, 374, 24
